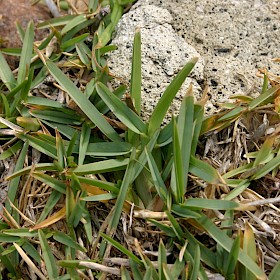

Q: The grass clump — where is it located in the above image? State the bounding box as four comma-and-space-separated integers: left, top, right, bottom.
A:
0, 1, 280, 279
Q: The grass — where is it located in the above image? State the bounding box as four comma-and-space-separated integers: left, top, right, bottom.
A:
0, 0, 280, 279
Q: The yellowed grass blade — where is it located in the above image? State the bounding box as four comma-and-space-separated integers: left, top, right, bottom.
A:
31, 206, 66, 231
13, 242, 47, 280
2, 206, 20, 229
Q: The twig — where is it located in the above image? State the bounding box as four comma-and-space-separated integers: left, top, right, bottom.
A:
44, 0, 60, 17
245, 196, 280, 206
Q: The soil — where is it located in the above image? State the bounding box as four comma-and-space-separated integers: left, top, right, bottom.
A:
0, 0, 51, 68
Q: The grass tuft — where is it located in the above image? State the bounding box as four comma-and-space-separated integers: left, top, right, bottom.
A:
0, 0, 279, 279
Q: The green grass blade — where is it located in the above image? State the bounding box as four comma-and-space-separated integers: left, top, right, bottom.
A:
41, 121, 80, 141
0, 234, 21, 243
251, 153, 280, 180
37, 31, 55, 50
148, 219, 176, 238
78, 141, 132, 156
76, 42, 91, 68
248, 83, 280, 110
223, 162, 254, 179
98, 45, 118, 56
191, 103, 204, 155
243, 222, 258, 280
95, 84, 127, 114
6, 80, 27, 101
0, 245, 18, 277
268, 259, 280, 280
0, 141, 23, 160
273, 146, 280, 177
196, 214, 266, 280
189, 155, 224, 185
225, 236, 240, 279
109, 150, 136, 230
30, 109, 82, 125
20, 66, 34, 101
157, 120, 173, 147
78, 122, 91, 165
158, 239, 167, 280
61, 15, 87, 35
118, 0, 138, 4
37, 191, 62, 223
66, 178, 77, 224
0, 48, 21, 56
2, 229, 38, 238
45, 59, 121, 142
130, 259, 143, 280
88, 0, 98, 11
253, 136, 275, 167
166, 211, 184, 241
69, 158, 129, 175
185, 229, 217, 270
130, 29, 141, 114
170, 259, 185, 279
172, 117, 185, 203
17, 133, 57, 159
56, 129, 66, 169
162, 264, 173, 280
25, 96, 65, 108
217, 106, 245, 122
17, 21, 34, 84
66, 130, 78, 157
261, 72, 268, 94
0, 52, 17, 90
223, 180, 251, 201
82, 208, 93, 244
61, 33, 89, 51
1, 93, 11, 117
97, 4, 123, 47
143, 267, 153, 280
145, 148, 168, 201
81, 193, 117, 202
171, 204, 201, 219
5, 141, 29, 213
62, 18, 95, 44
38, 230, 59, 279
96, 82, 146, 134
53, 232, 86, 253
37, 15, 76, 29
189, 245, 200, 280
69, 188, 86, 228
6, 163, 57, 180
184, 198, 239, 210
32, 173, 66, 194
100, 232, 142, 265
22, 241, 42, 263
121, 267, 132, 280
16, 116, 40, 132
148, 57, 198, 136
76, 176, 119, 193
177, 87, 194, 188
131, 129, 160, 181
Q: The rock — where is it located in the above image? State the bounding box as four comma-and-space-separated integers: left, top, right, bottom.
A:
107, 4, 205, 123
133, 0, 280, 114
0, 0, 51, 68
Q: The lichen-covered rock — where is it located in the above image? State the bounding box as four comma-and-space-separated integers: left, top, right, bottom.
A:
0, 0, 51, 68
107, 4, 205, 122
134, 0, 280, 113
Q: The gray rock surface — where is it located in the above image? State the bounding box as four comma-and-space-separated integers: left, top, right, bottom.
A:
134, 0, 280, 109
107, 4, 205, 122
108, 0, 280, 118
